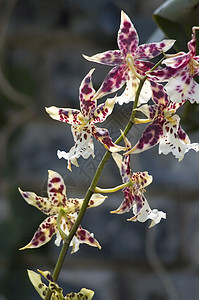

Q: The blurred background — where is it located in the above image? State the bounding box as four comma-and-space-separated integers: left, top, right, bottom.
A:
1, 0, 199, 299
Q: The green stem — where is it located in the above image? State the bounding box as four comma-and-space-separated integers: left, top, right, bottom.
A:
44, 56, 164, 300
94, 181, 132, 194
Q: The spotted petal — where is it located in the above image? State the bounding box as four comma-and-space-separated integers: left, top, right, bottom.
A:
20, 216, 57, 250
64, 193, 107, 214
79, 69, 96, 118
163, 52, 190, 69
126, 117, 164, 155
94, 64, 129, 99
111, 186, 134, 214
118, 10, 139, 56
91, 96, 116, 124
27, 270, 49, 299
165, 74, 199, 103
83, 50, 124, 66
135, 39, 175, 60
65, 288, 95, 300
18, 188, 57, 216
45, 106, 82, 125
159, 115, 199, 161
75, 225, 101, 252
91, 124, 126, 152
150, 81, 169, 107
47, 170, 67, 208
147, 66, 179, 82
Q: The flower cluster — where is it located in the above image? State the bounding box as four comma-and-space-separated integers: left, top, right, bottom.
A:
19, 10, 199, 300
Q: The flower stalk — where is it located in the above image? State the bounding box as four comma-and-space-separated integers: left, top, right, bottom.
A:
94, 181, 132, 194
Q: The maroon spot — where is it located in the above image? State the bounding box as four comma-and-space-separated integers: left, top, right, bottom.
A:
123, 21, 131, 28
82, 85, 92, 94
78, 230, 86, 241
89, 237, 94, 244
40, 235, 46, 242
51, 177, 61, 183
122, 27, 129, 34
32, 241, 39, 247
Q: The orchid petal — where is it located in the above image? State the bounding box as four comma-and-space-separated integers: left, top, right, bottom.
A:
83, 50, 124, 66
88, 193, 107, 208
91, 124, 126, 152
79, 69, 96, 118
47, 170, 67, 208
134, 60, 154, 76
27, 270, 48, 299
163, 52, 190, 68
75, 225, 101, 252
18, 188, 57, 216
73, 125, 95, 158
91, 96, 116, 124
165, 74, 199, 104
134, 103, 158, 120
95, 64, 128, 99
57, 126, 94, 170
20, 216, 57, 250
118, 11, 139, 56
126, 118, 164, 154
159, 115, 199, 161
135, 39, 175, 60
147, 66, 179, 82
65, 288, 95, 300
111, 186, 134, 214
64, 193, 107, 214
116, 73, 152, 105
150, 81, 169, 107
45, 106, 82, 124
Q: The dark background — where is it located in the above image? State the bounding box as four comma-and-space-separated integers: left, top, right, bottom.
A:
1, 0, 199, 299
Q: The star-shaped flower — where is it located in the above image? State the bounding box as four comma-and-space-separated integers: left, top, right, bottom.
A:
19, 170, 107, 253
83, 11, 174, 105
125, 81, 199, 161
28, 269, 94, 300
46, 69, 125, 170
112, 136, 166, 227
148, 26, 199, 103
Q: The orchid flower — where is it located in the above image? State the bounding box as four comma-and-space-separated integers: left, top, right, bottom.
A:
83, 11, 175, 105
46, 69, 125, 170
19, 170, 107, 253
125, 81, 199, 161
112, 135, 166, 227
28, 269, 94, 300
148, 26, 199, 103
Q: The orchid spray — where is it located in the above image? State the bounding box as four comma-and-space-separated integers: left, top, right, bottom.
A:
18, 11, 199, 299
